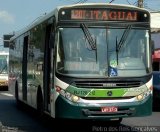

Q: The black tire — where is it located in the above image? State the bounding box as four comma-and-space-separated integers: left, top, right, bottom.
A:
15, 82, 20, 107
37, 87, 44, 117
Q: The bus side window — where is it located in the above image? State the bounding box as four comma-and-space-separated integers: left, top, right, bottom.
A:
37, 63, 43, 71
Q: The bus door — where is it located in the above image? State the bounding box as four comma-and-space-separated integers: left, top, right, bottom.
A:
22, 36, 28, 101
43, 24, 52, 112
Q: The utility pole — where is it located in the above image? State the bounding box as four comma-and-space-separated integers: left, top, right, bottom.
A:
138, 0, 144, 8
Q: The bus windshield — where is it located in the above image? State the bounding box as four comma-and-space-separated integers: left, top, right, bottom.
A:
56, 26, 150, 78
0, 56, 8, 74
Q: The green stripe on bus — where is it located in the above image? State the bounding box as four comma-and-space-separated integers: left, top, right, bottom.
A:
66, 85, 127, 97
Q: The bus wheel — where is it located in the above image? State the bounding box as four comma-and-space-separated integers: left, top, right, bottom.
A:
15, 82, 20, 107
37, 88, 44, 117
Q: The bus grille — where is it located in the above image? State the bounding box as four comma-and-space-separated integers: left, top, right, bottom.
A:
73, 81, 142, 88
81, 96, 134, 100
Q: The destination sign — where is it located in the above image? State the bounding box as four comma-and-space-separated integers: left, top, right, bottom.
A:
71, 10, 137, 21
59, 8, 149, 22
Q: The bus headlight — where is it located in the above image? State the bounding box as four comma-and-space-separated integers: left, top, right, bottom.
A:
136, 94, 144, 101
60, 89, 65, 97
55, 86, 80, 102
65, 92, 71, 99
136, 89, 152, 101
71, 95, 79, 102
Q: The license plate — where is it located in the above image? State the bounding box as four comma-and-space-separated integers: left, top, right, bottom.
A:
101, 106, 118, 112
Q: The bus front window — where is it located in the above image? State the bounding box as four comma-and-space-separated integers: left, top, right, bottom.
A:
108, 29, 150, 77
0, 58, 8, 74
56, 27, 151, 78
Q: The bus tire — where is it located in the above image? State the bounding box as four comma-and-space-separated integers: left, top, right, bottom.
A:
37, 87, 44, 117
15, 82, 20, 107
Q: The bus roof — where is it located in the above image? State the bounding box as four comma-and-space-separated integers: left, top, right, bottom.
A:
10, 3, 150, 41
57, 3, 149, 11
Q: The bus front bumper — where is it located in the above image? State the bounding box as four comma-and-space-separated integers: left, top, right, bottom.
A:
55, 95, 152, 119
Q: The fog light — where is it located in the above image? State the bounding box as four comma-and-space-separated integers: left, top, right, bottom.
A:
137, 94, 143, 101
71, 95, 79, 102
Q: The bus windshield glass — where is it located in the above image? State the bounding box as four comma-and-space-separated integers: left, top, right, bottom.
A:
0, 56, 8, 74
56, 27, 150, 77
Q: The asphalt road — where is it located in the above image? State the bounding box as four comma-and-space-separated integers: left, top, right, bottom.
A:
0, 90, 159, 132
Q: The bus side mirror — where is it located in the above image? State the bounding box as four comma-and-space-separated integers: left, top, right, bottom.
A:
3, 34, 14, 48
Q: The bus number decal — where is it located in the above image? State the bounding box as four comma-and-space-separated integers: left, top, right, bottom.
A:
73, 90, 95, 96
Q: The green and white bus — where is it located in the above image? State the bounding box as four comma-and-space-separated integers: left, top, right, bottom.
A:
9, 3, 153, 122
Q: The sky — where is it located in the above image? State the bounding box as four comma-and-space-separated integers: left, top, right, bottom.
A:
0, 0, 160, 49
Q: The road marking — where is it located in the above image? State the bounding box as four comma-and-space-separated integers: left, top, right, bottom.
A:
0, 93, 13, 97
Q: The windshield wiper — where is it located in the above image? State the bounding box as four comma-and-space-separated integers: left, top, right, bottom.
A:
80, 23, 97, 61
117, 25, 132, 52
116, 36, 119, 65
80, 23, 96, 50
